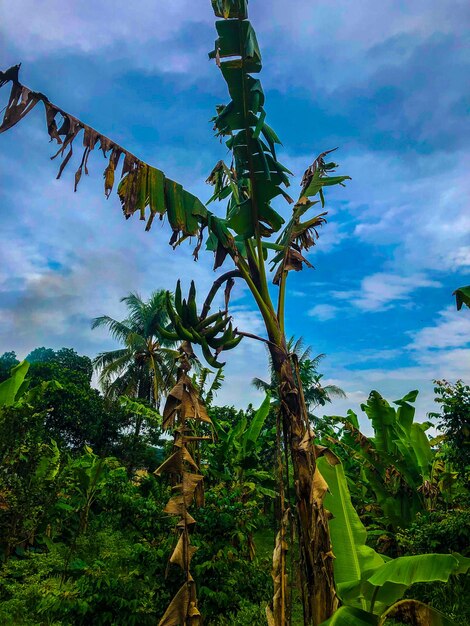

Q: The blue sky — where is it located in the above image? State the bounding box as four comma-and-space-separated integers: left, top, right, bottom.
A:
0, 0, 469, 427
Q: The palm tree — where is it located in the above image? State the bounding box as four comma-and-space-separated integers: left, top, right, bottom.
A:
91, 291, 177, 415
252, 337, 345, 415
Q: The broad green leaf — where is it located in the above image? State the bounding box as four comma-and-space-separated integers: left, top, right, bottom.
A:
211, 0, 248, 20
303, 169, 351, 199
243, 393, 270, 452
0, 360, 30, 406
361, 391, 398, 455
365, 553, 466, 612
317, 458, 385, 610
320, 606, 378, 626
393, 391, 418, 434
409, 423, 433, 477
368, 554, 459, 587
35, 439, 61, 481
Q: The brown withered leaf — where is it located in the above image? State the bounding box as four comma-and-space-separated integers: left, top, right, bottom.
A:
0, 69, 40, 133
169, 530, 198, 570
175, 472, 204, 505
314, 444, 340, 467
154, 450, 183, 476
158, 582, 191, 626
162, 377, 186, 430
273, 246, 312, 285
312, 466, 328, 507
176, 511, 197, 528
182, 446, 200, 472
380, 599, 455, 626
270, 508, 290, 626
194, 479, 205, 508
265, 606, 275, 626
164, 495, 185, 516
0, 65, 207, 246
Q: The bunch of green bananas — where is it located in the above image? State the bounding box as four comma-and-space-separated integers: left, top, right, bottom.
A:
158, 280, 242, 368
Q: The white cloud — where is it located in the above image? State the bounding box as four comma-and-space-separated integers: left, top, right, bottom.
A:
2, 0, 466, 83
332, 272, 441, 312
345, 150, 470, 274
0, 0, 214, 72
407, 306, 470, 351
308, 303, 339, 321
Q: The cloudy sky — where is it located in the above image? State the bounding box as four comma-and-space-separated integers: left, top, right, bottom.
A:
0, 0, 469, 428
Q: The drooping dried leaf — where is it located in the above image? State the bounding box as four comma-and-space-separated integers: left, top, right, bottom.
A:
164, 495, 186, 516
0, 65, 208, 249
380, 599, 457, 626
158, 582, 191, 626
170, 530, 198, 570
176, 472, 204, 505
182, 446, 201, 472
269, 508, 290, 626
155, 450, 183, 476
265, 605, 275, 626
312, 466, 329, 507
314, 444, 340, 467
176, 511, 197, 528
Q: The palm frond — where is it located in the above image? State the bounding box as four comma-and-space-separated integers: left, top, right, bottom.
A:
251, 377, 271, 393
92, 348, 131, 372
323, 384, 346, 400
91, 316, 134, 343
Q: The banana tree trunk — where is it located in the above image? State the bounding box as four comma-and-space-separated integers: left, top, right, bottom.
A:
269, 340, 338, 626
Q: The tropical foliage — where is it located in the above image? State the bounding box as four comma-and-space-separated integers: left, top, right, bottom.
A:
0, 1, 468, 625
92, 290, 177, 409
0, 347, 468, 625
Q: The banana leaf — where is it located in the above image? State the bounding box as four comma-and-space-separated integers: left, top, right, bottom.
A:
317, 457, 385, 611
380, 599, 459, 625
320, 606, 378, 626
0, 360, 30, 406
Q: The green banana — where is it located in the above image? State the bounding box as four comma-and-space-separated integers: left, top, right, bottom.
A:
156, 324, 180, 342
201, 337, 225, 369
173, 315, 197, 343
196, 311, 223, 331
174, 280, 183, 317
218, 333, 243, 351
202, 315, 231, 340
181, 298, 191, 327
166, 291, 195, 343
187, 281, 199, 327
206, 323, 235, 349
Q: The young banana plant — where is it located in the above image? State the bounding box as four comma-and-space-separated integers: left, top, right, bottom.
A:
0, 1, 350, 623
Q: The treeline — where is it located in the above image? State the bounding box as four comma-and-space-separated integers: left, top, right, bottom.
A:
0, 347, 469, 625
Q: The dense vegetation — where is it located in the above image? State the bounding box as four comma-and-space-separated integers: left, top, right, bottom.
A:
0, 0, 469, 621
0, 341, 468, 625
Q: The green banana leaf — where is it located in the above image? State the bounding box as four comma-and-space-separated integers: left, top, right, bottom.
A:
317, 457, 385, 611
0, 360, 30, 406
365, 553, 468, 612
318, 457, 470, 615
361, 391, 398, 456
320, 606, 378, 625
243, 393, 270, 453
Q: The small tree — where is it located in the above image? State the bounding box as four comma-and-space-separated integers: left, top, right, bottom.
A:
0, 2, 351, 623
430, 380, 470, 480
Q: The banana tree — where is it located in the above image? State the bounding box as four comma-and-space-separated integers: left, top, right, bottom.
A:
328, 390, 443, 530
209, 393, 275, 493
317, 457, 470, 626
0, 1, 350, 622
